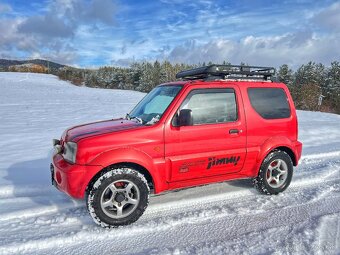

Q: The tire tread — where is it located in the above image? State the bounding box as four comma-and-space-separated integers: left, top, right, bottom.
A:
254, 150, 293, 195
87, 167, 149, 228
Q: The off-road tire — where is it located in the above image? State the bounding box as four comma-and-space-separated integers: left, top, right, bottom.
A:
87, 167, 150, 228
254, 150, 293, 195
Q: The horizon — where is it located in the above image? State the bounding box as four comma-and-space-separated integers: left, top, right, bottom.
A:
0, 0, 339, 68
2, 58, 338, 71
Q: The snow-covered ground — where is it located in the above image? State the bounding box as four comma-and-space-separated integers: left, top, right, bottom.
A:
0, 72, 339, 255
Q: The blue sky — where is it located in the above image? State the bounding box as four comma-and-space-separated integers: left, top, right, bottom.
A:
0, 0, 339, 68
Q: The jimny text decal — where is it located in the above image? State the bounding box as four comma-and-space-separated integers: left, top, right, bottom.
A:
207, 156, 240, 169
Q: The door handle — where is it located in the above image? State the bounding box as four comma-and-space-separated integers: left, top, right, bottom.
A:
229, 129, 239, 134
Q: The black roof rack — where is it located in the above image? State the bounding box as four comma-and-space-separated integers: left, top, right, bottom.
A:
176, 64, 276, 81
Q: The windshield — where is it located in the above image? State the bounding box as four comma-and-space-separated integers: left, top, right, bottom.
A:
128, 85, 182, 125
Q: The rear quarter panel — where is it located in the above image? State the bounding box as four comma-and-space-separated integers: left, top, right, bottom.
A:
238, 82, 299, 177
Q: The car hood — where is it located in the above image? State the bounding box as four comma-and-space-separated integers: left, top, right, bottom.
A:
65, 118, 142, 142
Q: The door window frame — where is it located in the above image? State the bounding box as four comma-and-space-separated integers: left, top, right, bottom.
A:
172, 87, 239, 127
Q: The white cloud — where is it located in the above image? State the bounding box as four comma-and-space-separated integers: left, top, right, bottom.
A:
18, 15, 75, 38
312, 2, 340, 32
165, 31, 339, 68
0, 0, 117, 65
0, 19, 23, 47
30, 50, 78, 65
158, 2, 340, 68
0, 0, 338, 67
0, 3, 11, 13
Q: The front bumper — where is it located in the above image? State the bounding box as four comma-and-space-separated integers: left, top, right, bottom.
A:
51, 154, 102, 199
50, 163, 58, 189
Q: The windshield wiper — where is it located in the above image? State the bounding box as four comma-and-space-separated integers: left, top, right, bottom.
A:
146, 115, 160, 125
125, 113, 143, 124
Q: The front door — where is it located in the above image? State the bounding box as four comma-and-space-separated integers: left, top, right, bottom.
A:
164, 86, 246, 182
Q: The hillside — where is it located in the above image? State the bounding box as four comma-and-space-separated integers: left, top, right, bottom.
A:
0, 72, 339, 255
0, 59, 66, 71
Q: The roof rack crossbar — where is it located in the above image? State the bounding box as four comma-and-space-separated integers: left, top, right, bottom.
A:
176, 64, 276, 81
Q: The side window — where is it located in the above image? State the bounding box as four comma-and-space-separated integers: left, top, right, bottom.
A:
180, 88, 238, 125
248, 88, 291, 119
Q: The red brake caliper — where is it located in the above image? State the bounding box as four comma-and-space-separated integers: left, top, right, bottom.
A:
115, 182, 125, 189
268, 161, 277, 183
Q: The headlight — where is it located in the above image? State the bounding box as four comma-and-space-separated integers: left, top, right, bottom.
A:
63, 142, 77, 164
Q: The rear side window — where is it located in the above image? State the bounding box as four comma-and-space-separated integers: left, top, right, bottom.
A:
248, 88, 291, 119
180, 88, 237, 125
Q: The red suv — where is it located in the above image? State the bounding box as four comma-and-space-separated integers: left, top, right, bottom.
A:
51, 65, 302, 228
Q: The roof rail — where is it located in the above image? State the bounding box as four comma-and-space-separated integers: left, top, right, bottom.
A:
176, 64, 276, 81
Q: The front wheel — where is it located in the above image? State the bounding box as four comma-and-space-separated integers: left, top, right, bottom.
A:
254, 150, 293, 195
87, 167, 150, 228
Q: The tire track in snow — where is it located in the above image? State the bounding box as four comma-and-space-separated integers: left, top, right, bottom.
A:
1, 150, 339, 221
2, 192, 340, 255
0, 151, 339, 231
0, 149, 340, 253
1, 158, 338, 223
314, 215, 340, 255
1, 165, 339, 254
0, 185, 52, 199
0, 203, 83, 222
300, 150, 340, 162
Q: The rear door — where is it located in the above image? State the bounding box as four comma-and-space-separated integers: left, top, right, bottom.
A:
164, 84, 247, 182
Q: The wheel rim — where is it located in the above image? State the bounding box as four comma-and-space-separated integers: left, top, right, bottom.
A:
265, 159, 288, 188
100, 179, 140, 219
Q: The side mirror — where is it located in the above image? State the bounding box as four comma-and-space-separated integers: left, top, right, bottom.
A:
178, 109, 193, 126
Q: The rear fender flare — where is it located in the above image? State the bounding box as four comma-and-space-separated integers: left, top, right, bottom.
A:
253, 136, 297, 175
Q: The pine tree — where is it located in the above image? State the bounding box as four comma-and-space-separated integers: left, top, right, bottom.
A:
325, 61, 340, 112
278, 64, 295, 99
278, 64, 293, 86
293, 62, 325, 111
160, 61, 172, 84
152, 60, 161, 86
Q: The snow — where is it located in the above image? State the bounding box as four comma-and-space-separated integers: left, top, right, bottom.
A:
0, 72, 339, 255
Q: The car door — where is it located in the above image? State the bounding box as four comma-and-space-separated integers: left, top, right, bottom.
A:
164, 85, 247, 182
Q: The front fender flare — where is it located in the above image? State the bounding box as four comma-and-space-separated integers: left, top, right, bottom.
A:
81, 147, 165, 195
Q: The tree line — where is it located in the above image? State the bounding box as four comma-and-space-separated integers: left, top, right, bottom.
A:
277, 62, 340, 113
54, 60, 340, 114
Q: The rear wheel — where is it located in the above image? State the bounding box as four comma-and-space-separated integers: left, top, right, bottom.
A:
254, 150, 293, 195
87, 167, 149, 228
